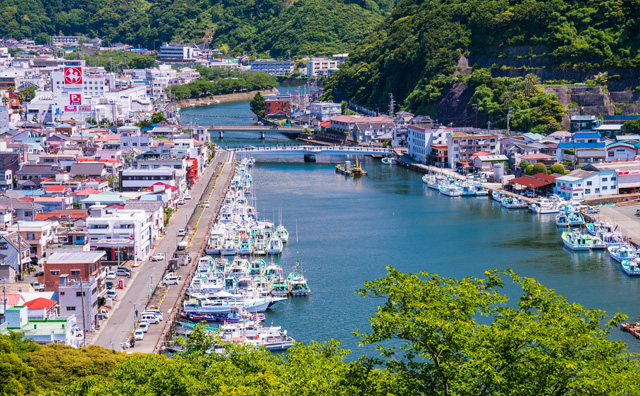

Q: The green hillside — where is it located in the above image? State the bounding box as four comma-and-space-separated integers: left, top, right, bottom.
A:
322, 0, 640, 128
0, 0, 391, 57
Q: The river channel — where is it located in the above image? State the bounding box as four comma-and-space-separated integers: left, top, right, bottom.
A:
180, 92, 640, 356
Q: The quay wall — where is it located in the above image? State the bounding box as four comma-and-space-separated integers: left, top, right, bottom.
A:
176, 88, 279, 108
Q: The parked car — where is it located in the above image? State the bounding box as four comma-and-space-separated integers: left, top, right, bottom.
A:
106, 281, 114, 289
107, 290, 118, 300
184, 193, 191, 200
106, 271, 117, 279
177, 229, 186, 237
177, 241, 188, 251
138, 320, 149, 333
178, 199, 185, 205
203, 201, 210, 208
151, 253, 164, 261
244, 145, 256, 150
116, 267, 131, 277
141, 313, 160, 324
31, 282, 45, 292
134, 329, 144, 341
163, 274, 180, 285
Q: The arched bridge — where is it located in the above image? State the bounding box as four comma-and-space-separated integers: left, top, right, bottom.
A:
197, 125, 305, 139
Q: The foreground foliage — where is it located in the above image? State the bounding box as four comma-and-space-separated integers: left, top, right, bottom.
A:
1, 268, 639, 395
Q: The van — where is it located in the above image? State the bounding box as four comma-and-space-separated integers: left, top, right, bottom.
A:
163, 274, 180, 285
141, 313, 160, 324
177, 229, 186, 237
107, 290, 118, 300
143, 309, 163, 321
116, 267, 131, 277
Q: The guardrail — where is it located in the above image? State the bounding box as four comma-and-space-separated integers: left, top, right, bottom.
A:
233, 145, 392, 154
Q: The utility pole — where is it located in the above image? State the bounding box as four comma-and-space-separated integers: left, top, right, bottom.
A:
79, 280, 86, 346
507, 106, 512, 137
388, 93, 395, 117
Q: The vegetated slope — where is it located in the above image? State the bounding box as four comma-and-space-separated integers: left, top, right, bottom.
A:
323, 0, 640, 127
0, 0, 393, 57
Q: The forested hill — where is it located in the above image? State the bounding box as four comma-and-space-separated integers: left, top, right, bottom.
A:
0, 0, 396, 57
322, 0, 640, 130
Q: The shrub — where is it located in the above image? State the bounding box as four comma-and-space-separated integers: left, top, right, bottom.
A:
550, 164, 566, 175
532, 162, 547, 175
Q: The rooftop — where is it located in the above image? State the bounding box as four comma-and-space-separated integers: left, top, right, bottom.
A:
45, 251, 106, 264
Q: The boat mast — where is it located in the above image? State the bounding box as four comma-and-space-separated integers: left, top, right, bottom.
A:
295, 221, 301, 276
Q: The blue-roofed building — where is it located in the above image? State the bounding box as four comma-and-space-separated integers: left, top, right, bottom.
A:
572, 132, 602, 143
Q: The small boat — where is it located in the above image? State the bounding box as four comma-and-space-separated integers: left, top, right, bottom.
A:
438, 184, 462, 197
189, 103, 195, 107
561, 230, 604, 251
621, 259, 640, 276
206, 101, 212, 105
336, 156, 367, 176
473, 183, 488, 196
568, 212, 585, 226
266, 237, 283, 255
556, 213, 569, 227
275, 224, 289, 243
422, 175, 440, 190
608, 244, 639, 263
492, 190, 504, 202
381, 157, 396, 165
287, 271, 310, 296
237, 237, 253, 255
460, 183, 476, 196
501, 197, 528, 209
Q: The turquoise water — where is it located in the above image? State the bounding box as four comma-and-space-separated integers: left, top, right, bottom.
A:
182, 95, 640, 355
251, 160, 640, 354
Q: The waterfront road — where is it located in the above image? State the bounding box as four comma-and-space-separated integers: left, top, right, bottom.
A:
91, 149, 234, 350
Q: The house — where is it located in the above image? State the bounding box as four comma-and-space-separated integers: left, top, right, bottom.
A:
250, 60, 294, 76
570, 115, 600, 132
124, 200, 165, 246
521, 132, 545, 143
329, 115, 394, 142
23, 297, 57, 321
16, 164, 57, 188
69, 162, 107, 178
0, 197, 44, 222
41, 250, 106, 293
80, 191, 128, 209
308, 102, 341, 121
473, 155, 509, 171
7, 220, 60, 260
447, 132, 499, 169
57, 275, 99, 335
0, 232, 31, 274
554, 168, 618, 201
119, 167, 186, 193
518, 153, 557, 168
556, 142, 606, 165
264, 96, 291, 119
32, 196, 73, 212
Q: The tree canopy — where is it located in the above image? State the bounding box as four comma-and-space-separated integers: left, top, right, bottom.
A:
250, 92, 266, 117
169, 67, 277, 101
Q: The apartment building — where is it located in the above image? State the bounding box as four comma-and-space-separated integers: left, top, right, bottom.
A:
85, 205, 151, 262
7, 220, 59, 259
447, 132, 499, 168
250, 60, 294, 76
306, 58, 339, 77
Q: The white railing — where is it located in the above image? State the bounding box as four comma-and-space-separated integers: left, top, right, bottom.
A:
232, 145, 391, 154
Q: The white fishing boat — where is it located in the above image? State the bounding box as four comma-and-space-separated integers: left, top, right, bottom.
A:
501, 197, 528, 209
608, 244, 639, 263
266, 237, 283, 255
621, 259, 640, 276
275, 224, 289, 243
422, 175, 439, 190
492, 190, 504, 202
381, 157, 396, 165
556, 213, 569, 227
562, 230, 604, 251
438, 184, 462, 197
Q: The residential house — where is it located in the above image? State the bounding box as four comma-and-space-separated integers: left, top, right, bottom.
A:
264, 96, 291, 118
583, 161, 640, 194
41, 251, 106, 293
123, 200, 165, 247
554, 168, 618, 201
407, 126, 452, 166
57, 275, 100, 335
86, 204, 151, 262
80, 191, 128, 209
119, 167, 186, 193
0, 232, 31, 274
570, 115, 600, 132
7, 220, 59, 260
308, 102, 341, 121
69, 162, 107, 179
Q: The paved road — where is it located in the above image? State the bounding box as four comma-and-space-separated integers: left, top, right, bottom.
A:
91, 149, 233, 349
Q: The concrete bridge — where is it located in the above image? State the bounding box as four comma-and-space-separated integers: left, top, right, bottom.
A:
232, 145, 392, 160
198, 125, 306, 139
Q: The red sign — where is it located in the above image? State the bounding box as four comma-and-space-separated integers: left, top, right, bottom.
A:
64, 106, 77, 112
70, 93, 81, 105
78, 105, 91, 111
64, 67, 83, 86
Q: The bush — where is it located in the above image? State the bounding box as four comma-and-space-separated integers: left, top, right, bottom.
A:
550, 164, 566, 175
525, 164, 534, 175
532, 162, 547, 175
519, 160, 530, 170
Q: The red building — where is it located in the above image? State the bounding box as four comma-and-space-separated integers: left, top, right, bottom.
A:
40, 251, 107, 292
265, 98, 291, 119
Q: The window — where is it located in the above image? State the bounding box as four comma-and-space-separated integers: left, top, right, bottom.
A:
573, 193, 579, 196
586, 181, 592, 186
66, 306, 76, 311
71, 270, 81, 277
611, 177, 617, 181
585, 189, 591, 194
76, 291, 85, 297
60, 292, 65, 296
602, 177, 608, 182
26, 232, 35, 240
595, 188, 600, 193
50, 270, 60, 276
603, 186, 607, 190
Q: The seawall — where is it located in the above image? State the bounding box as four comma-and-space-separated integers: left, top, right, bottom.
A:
176, 88, 279, 108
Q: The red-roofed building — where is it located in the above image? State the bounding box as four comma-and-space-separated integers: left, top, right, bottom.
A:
519, 153, 557, 167
509, 175, 553, 193
1, 294, 25, 307
45, 186, 71, 195
24, 297, 57, 320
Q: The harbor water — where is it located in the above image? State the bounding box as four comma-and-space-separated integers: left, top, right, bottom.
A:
180, 97, 640, 356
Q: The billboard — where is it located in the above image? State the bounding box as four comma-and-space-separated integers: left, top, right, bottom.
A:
64, 106, 77, 112
69, 93, 82, 105
64, 67, 83, 87
79, 105, 91, 111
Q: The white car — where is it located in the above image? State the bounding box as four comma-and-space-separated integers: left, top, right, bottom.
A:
162, 274, 180, 285
203, 201, 210, 208
134, 329, 144, 341
184, 193, 191, 200
138, 320, 149, 333
177, 229, 186, 237
106, 271, 117, 279
150, 254, 164, 261
143, 309, 163, 321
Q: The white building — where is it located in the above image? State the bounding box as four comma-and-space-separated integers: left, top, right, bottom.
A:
308, 102, 341, 121
118, 126, 152, 151
86, 205, 151, 262
58, 275, 100, 334
306, 58, 339, 77
554, 168, 619, 201
120, 168, 187, 193
408, 126, 452, 165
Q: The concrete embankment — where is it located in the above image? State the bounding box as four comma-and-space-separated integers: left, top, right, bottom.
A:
176, 88, 279, 108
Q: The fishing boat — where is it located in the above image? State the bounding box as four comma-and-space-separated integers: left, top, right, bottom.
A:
568, 212, 585, 226
422, 175, 440, 190
621, 259, 640, 276
460, 183, 476, 196
216, 320, 295, 351
288, 224, 310, 297
237, 237, 253, 255
561, 230, 604, 251
501, 197, 528, 209
600, 232, 624, 247
253, 239, 267, 255
556, 213, 569, 227
438, 184, 462, 197
266, 237, 283, 255
269, 277, 289, 297
473, 184, 488, 196
608, 244, 640, 263
275, 224, 289, 243
492, 190, 504, 202
381, 157, 396, 165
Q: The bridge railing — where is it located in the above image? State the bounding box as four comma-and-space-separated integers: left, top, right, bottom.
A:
231, 145, 391, 153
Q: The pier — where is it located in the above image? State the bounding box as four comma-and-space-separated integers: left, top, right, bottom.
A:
90, 149, 236, 352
